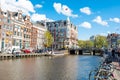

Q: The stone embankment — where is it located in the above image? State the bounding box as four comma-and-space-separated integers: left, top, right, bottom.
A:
0, 50, 69, 60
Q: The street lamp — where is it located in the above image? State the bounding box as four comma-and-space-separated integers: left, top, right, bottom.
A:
94, 36, 96, 48
52, 38, 54, 50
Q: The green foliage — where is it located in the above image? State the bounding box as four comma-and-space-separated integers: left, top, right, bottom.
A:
94, 35, 108, 48
117, 40, 120, 44
85, 40, 94, 48
78, 40, 84, 48
78, 35, 108, 49
78, 40, 93, 48
44, 31, 53, 48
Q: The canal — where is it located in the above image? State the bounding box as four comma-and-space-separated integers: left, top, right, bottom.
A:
0, 55, 101, 80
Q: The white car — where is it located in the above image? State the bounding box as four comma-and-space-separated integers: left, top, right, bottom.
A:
4, 46, 21, 54
4, 49, 12, 54
12, 48, 21, 54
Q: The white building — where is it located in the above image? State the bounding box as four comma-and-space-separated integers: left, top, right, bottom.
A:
33, 21, 47, 49
46, 17, 78, 49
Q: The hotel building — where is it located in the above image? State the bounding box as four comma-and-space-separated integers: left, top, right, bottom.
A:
46, 17, 78, 49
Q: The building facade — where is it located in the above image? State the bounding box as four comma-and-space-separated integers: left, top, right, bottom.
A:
0, 6, 78, 52
30, 25, 37, 49
46, 17, 78, 49
107, 33, 120, 48
0, 7, 34, 52
23, 15, 32, 48
33, 21, 47, 49
0, 8, 13, 51
11, 10, 25, 49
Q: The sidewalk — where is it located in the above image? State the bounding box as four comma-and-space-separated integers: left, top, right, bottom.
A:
112, 62, 120, 79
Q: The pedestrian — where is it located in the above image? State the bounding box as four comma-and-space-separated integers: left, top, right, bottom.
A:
112, 48, 115, 60
108, 48, 112, 58
117, 48, 120, 66
12, 48, 15, 54
115, 48, 118, 61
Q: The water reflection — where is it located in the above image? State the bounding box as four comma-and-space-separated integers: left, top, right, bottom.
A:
0, 55, 101, 80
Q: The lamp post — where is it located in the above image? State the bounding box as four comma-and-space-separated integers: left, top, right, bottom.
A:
52, 39, 54, 50
94, 36, 96, 48
62, 39, 64, 49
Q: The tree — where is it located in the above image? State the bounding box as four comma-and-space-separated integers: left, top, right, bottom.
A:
78, 40, 84, 48
85, 40, 94, 48
117, 40, 120, 47
94, 35, 108, 48
78, 40, 93, 48
43, 31, 53, 48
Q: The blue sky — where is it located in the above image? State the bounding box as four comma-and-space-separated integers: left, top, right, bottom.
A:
1, 0, 120, 40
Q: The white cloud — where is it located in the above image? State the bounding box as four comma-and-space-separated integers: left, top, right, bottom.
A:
53, 2, 78, 18
31, 13, 53, 22
110, 18, 120, 23
80, 7, 91, 15
107, 31, 111, 34
0, 0, 35, 15
79, 22, 92, 29
93, 16, 108, 26
31, 13, 46, 22
35, 4, 42, 8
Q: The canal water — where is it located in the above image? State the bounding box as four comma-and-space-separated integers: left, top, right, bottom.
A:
0, 55, 101, 80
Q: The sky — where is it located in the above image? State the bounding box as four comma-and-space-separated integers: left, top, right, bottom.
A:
0, 0, 120, 40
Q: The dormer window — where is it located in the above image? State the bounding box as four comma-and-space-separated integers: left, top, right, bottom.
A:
20, 14, 22, 18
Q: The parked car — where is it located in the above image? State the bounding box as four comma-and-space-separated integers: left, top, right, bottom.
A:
22, 49, 31, 53
4, 49, 12, 54
34, 49, 43, 53
12, 48, 21, 54
3, 46, 21, 54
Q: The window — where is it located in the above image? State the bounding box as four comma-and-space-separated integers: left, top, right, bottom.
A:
12, 39, 15, 46
10, 26, 12, 31
2, 32, 5, 37
7, 25, 9, 30
2, 38, 4, 48
5, 44, 7, 47
24, 28, 26, 32
3, 25, 6, 29
64, 21, 66, 26
8, 19, 10, 23
6, 33, 9, 36
20, 33, 22, 36
16, 42, 19, 46
17, 32, 19, 36
24, 34, 26, 38
14, 31, 16, 35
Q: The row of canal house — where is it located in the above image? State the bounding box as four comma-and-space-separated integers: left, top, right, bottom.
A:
0, 7, 47, 52
0, 6, 79, 52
